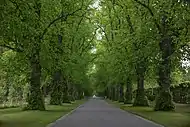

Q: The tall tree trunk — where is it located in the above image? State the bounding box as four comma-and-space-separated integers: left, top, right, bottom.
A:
25, 0, 45, 111
3, 76, 10, 102
77, 88, 84, 100
108, 87, 112, 100
155, 13, 175, 111
62, 82, 71, 103
111, 87, 115, 100
50, 71, 62, 105
133, 64, 149, 106
27, 52, 45, 110
73, 86, 78, 101
105, 87, 109, 99
155, 36, 175, 111
118, 84, 124, 102
114, 86, 118, 101
68, 85, 75, 101
124, 78, 133, 104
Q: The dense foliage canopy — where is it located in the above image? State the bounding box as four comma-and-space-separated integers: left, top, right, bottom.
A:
0, 0, 190, 112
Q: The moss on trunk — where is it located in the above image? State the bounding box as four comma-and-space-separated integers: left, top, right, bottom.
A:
133, 66, 149, 107
62, 79, 71, 103
50, 90, 62, 105
50, 72, 62, 105
26, 55, 45, 110
124, 92, 133, 104
133, 89, 149, 106
2, 79, 10, 102
62, 86, 71, 103
62, 93, 71, 103
73, 87, 78, 100
154, 88, 175, 111
155, 14, 175, 111
68, 86, 75, 101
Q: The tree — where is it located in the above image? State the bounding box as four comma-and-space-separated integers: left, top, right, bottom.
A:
0, 0, 94, 110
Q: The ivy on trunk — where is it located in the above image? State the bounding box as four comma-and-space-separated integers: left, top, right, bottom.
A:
155, 13, 175, 111
155, 36, 175, 111
50, 71, 62, 105
26, 52, 45, 110
133, 63, 149, 107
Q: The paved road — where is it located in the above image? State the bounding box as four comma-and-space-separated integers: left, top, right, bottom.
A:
49, 98, 163, 127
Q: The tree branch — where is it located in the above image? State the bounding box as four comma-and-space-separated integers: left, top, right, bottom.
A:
88, 55, 98, 63
79, 28, 98, 56
114, 2, 135, 33
97, 24, 110, 43
40, 7, 84, 40
133, 0, 161, 33
40, 0, 94, 40
0, 44, 23, 52
70, 11, 88, 52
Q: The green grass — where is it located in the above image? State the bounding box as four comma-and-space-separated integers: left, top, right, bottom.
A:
109, 101, 190, 127
0, 100, 85, 127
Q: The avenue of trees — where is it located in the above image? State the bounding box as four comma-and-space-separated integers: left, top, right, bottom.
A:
0, 0, 96, 110
0, 0, 190, 114
93, 0, 190, 111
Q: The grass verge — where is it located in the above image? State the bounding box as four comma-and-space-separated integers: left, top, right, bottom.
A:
109, 100, 190, 127
0, 100, 86, 127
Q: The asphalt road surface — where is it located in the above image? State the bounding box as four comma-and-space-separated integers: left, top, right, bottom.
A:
48, 98, 163, 127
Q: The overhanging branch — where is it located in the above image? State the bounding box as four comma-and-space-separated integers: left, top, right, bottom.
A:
79, 28, 98, 56
70, 11, 88, 52
134, 0, 161, 33
40, 6, 84, 40
40, 0, 94, 40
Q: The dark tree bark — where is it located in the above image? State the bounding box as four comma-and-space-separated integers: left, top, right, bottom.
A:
77, 88, 84, 100
62, 82, 71, 103
2, 77, 10, 102
68, 85, 75, 101
72, 86, 78, 101
155, 37, 175, 111
50, 71, 62, 105
124, 78, 133, 104
25, 0, 45, 111
26, 51, 45, 110
50, 32, 63, 105
114, 86, 119, 101
118, 84, 124, 102
155, 14, 175, 111
133, 63, 149, 107
108, 87, 112, 100
105, 87, 109, 99
132, 0, 176, 111
111, 87, 115, 101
